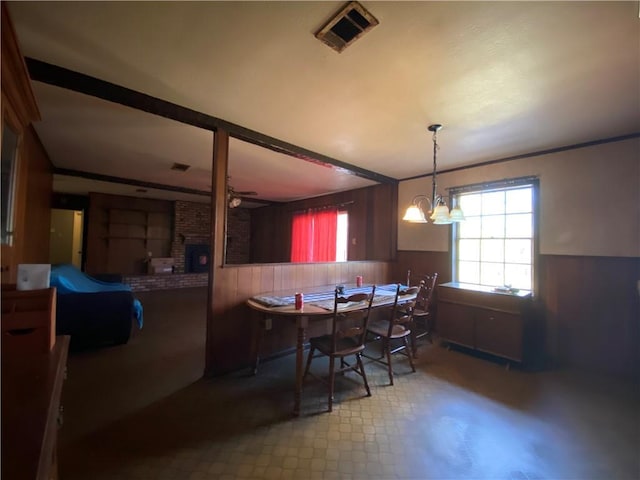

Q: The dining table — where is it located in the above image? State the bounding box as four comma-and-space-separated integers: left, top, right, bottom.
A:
246, 283, 417, 416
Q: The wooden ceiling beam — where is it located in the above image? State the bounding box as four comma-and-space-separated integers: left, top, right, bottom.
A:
26, 58, 397, 186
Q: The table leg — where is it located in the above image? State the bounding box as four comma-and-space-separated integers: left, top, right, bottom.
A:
252, 315, 267, 375
294, 316, 308, 416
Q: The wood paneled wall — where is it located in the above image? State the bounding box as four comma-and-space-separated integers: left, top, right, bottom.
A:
393, 250, 639, 381
392, 250, 452, 285
20, 127, 53, 263
249, 183, 397, 263
208, 261, 391, 375
539, 255, 639, 381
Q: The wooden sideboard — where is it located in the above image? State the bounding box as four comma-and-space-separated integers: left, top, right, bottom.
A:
437, 282, 535, 365
1, 335, 70, 480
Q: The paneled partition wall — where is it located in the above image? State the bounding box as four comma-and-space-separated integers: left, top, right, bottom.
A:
206, 261, 391, 375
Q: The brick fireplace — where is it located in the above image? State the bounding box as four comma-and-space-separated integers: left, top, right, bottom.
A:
124, 200, 250, 291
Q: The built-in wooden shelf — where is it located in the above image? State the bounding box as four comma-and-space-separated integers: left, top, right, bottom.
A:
88, 197, 174, 275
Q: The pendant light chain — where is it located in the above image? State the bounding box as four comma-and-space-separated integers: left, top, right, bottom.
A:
402, 122, 464, 224
431, 127, 439, 209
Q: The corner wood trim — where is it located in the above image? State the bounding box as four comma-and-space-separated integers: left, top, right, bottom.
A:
1, 5, 40, 126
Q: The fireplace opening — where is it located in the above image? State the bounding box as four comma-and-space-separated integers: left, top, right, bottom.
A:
185, 244, 211, 273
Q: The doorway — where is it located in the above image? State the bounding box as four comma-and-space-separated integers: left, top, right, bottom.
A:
50, 209, 84, 269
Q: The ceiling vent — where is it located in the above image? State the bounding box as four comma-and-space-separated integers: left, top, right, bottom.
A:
315, 1, 379, 53
171, 162, 191, 172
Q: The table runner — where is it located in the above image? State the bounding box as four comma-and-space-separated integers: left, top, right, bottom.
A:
251, 284, 405, 310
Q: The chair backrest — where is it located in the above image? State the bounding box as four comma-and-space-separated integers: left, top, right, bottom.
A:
331, 285, 376, 351
416, 272, 438, 312
387, 284, 420, 336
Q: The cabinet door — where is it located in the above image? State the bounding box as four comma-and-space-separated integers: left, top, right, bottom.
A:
474, 310, 523, 361
437, 302, 475, 349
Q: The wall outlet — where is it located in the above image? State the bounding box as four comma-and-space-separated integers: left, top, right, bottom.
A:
265, 318, 272, 330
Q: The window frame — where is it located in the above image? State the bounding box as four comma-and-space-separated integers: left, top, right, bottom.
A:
1, 117, 22, 246
335, 210, 349, 262
450, 176, 540, 296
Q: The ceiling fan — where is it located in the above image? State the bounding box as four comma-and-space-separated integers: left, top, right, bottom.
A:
228, 179, 258, 208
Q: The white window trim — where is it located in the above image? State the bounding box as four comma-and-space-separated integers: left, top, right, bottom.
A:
450, 176, 539, 295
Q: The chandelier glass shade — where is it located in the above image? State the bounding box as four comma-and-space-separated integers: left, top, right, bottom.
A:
402, 124, 465, 225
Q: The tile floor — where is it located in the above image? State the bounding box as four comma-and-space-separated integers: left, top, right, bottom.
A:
58, 288, 639, 480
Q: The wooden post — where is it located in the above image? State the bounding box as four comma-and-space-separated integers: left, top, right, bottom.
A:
204, 129, 229, 377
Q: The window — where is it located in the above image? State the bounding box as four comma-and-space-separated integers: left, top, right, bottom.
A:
1, 123, 20, 245
452, 177, 538, 293
336, 211, 348, 262
291, 208, 349, 262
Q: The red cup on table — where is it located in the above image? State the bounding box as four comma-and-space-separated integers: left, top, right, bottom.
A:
356, 275, 363, 287
294, 292, 304, 309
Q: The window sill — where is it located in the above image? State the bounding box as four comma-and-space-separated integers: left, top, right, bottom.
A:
441, 282, 532, 298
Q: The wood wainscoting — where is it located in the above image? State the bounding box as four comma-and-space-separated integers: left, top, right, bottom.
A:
393, 250, 639, 381
392, 250, 452, 285
539, 254, 639, 381
206, 261, 391, 375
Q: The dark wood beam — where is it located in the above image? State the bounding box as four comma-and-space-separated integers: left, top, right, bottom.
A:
53, 167, 210, 196
53, 167, 280, 206
26, 58, 397, 185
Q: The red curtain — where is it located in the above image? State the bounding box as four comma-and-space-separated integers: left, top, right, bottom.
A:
291, 212, 314, 262
313, 209, 337, 261
291, 208, 338, 262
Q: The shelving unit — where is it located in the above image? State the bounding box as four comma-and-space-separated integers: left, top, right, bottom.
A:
100, 208, 172, 274
103, 209, 171, 243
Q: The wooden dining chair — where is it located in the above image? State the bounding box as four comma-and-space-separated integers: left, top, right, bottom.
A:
303, 285, 376, 412
409, 273, 438, 357
365, 284, 419, 385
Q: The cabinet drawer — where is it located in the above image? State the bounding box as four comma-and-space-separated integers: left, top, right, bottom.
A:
437, 283, 532, 365
475, 310, 523, 361
438, 302, 475, 349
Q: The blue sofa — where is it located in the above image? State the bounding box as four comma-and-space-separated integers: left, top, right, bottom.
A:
50, 265, 143, 349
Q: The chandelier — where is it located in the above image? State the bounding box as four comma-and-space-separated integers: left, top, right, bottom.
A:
402, 124, 465, 225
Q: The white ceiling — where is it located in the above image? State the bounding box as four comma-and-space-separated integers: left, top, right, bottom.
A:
7, 1, 640, 204
37, 81, 376, 205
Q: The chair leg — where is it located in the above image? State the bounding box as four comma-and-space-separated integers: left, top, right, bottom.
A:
303, 346, 315, 380
381, 337, 389, 360
328, 356, 336, 412
385, 341, 394, 385
356, 353, 371, 397
404, 336, 416, 372
410, 325, 418, 359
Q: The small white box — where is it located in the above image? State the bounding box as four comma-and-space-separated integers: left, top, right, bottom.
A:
16, 264, 51, 291
148, 258, 174, 275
